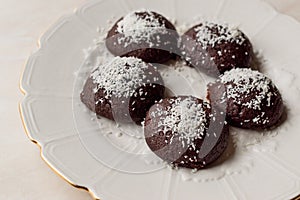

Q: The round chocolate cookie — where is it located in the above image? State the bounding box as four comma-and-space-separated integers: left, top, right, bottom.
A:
106, 10, 178, 63
80, 57, 165, 125
181, 22, 253, 76
207, 68, 284, 129
144, 96, 229, 170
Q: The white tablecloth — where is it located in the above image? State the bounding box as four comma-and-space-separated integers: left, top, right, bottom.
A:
0, 0, 299, 199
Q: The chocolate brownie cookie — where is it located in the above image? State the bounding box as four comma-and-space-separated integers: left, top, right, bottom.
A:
81, 56, 165, 124
207, 68, 284, 129
181, 22, 253, 76
144, 96, 229, 169
106, 10, 178, 63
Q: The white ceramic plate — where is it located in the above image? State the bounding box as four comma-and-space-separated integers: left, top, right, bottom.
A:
20, 0, 300, 199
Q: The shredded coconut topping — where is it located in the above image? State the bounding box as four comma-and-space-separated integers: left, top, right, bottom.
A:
116, 10, 166, 47
194, 22, 245, 49
220, 68, 274, 110
91, 57, 149, 98
155, 97, 208, 147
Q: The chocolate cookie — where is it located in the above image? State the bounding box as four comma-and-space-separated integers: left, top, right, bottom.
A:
106, 10, 178, 63
207, 68, 284, 129
181, 22, 253, 76
144, 96, 229, 169
81, 57, 165, 124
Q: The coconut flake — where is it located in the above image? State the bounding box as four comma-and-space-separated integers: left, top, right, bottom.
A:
194, 22, 245, 49
220, 68, 274, 110
91, 56, 150, 98
116, 10, 167, 47
154, 97, 208, 148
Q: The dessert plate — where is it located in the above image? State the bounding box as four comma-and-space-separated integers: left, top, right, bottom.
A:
20, 0, 300, 199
